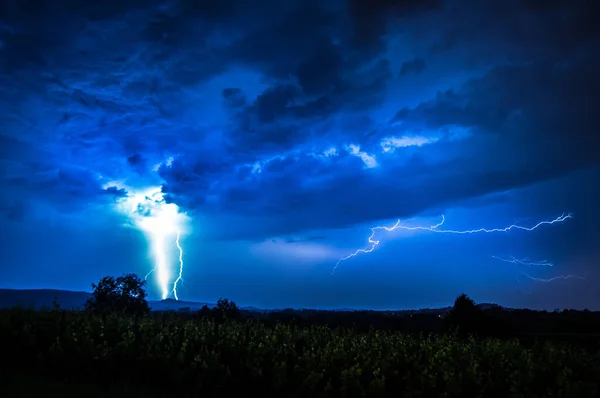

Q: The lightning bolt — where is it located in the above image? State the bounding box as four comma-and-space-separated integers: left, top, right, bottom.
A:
152, 232, 171, 300
491, 255, 587, 285
144, 267, 156, 281
491, 255, 554, 267
171, 232, 184, 301
333, 213, 572, 274
520, 272, 588, 282
107, 184, 189, 300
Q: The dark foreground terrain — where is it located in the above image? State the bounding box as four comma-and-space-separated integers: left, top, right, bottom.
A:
2, 304, 600, 398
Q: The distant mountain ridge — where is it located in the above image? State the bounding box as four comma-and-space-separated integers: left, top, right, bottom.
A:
0, 289, 214, 311
0, 288, 503, 313
0, 289, 91, 310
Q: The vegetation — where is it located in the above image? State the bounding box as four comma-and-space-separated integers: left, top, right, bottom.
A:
446, 293, 485, 336
1, 274, 599, 397
198, 298, 242, 321
84, 273, 149, 317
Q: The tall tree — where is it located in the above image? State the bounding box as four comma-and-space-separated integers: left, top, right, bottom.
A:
447, 293, 483, 335
85, 273, 150, 316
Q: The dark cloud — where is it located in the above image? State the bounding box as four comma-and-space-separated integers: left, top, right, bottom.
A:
426, 0, 599, 63
127, 154, 143, 166
1, 0, 600, 310
399, 58, 426, 77
247, 84, 301, 124
1, 200, 29, 221
1, 0, 598, 240
222, 88, 246, 108
127, 153, 147, 175
396, 61, 600, 158
390, 107, 410, 123
184, 57, 600, 240
102, 186, 128, 198
347, 0, 443, 52
296, 41, 343, 96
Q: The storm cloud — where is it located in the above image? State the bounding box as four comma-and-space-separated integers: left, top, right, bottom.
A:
1, 0, 599, 309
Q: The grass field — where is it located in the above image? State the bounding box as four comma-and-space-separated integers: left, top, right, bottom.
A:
1, 373, 155, 398
2, 308, 599, 397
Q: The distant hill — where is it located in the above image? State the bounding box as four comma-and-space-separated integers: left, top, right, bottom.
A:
150, 298, 214, 312
0, 289, 91, 310
0, 288, 506, 314
0, 289, 228, 312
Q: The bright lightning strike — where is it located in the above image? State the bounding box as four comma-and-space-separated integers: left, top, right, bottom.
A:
172, 232, 184, 301
108, 183, 189, 300
333, 213, 572, 274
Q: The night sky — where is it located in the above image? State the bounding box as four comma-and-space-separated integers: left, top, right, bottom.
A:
1, 0, 599, 310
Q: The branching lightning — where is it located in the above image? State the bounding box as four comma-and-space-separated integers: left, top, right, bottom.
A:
144, 267, 156, 281
491, 255, 554, 267
333, 213, 573, 275
491, 255, 587, 284
108, 184, 189, 300
520, 271, 587, 283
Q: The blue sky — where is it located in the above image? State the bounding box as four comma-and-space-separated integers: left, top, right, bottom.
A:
1, 0, 599, 310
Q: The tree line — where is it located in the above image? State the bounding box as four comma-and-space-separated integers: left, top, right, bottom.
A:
82, 274, 600, 342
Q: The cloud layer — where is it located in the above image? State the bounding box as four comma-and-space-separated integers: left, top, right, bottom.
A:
1, 0, 598, 241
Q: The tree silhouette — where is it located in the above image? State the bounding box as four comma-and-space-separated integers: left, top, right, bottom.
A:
446, 293, 483, 335
85, 273, 150, 316
216, 298, 241, 320
197, 305, 213, 318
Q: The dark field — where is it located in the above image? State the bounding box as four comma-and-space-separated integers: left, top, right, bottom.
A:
2, 305, 600, 398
